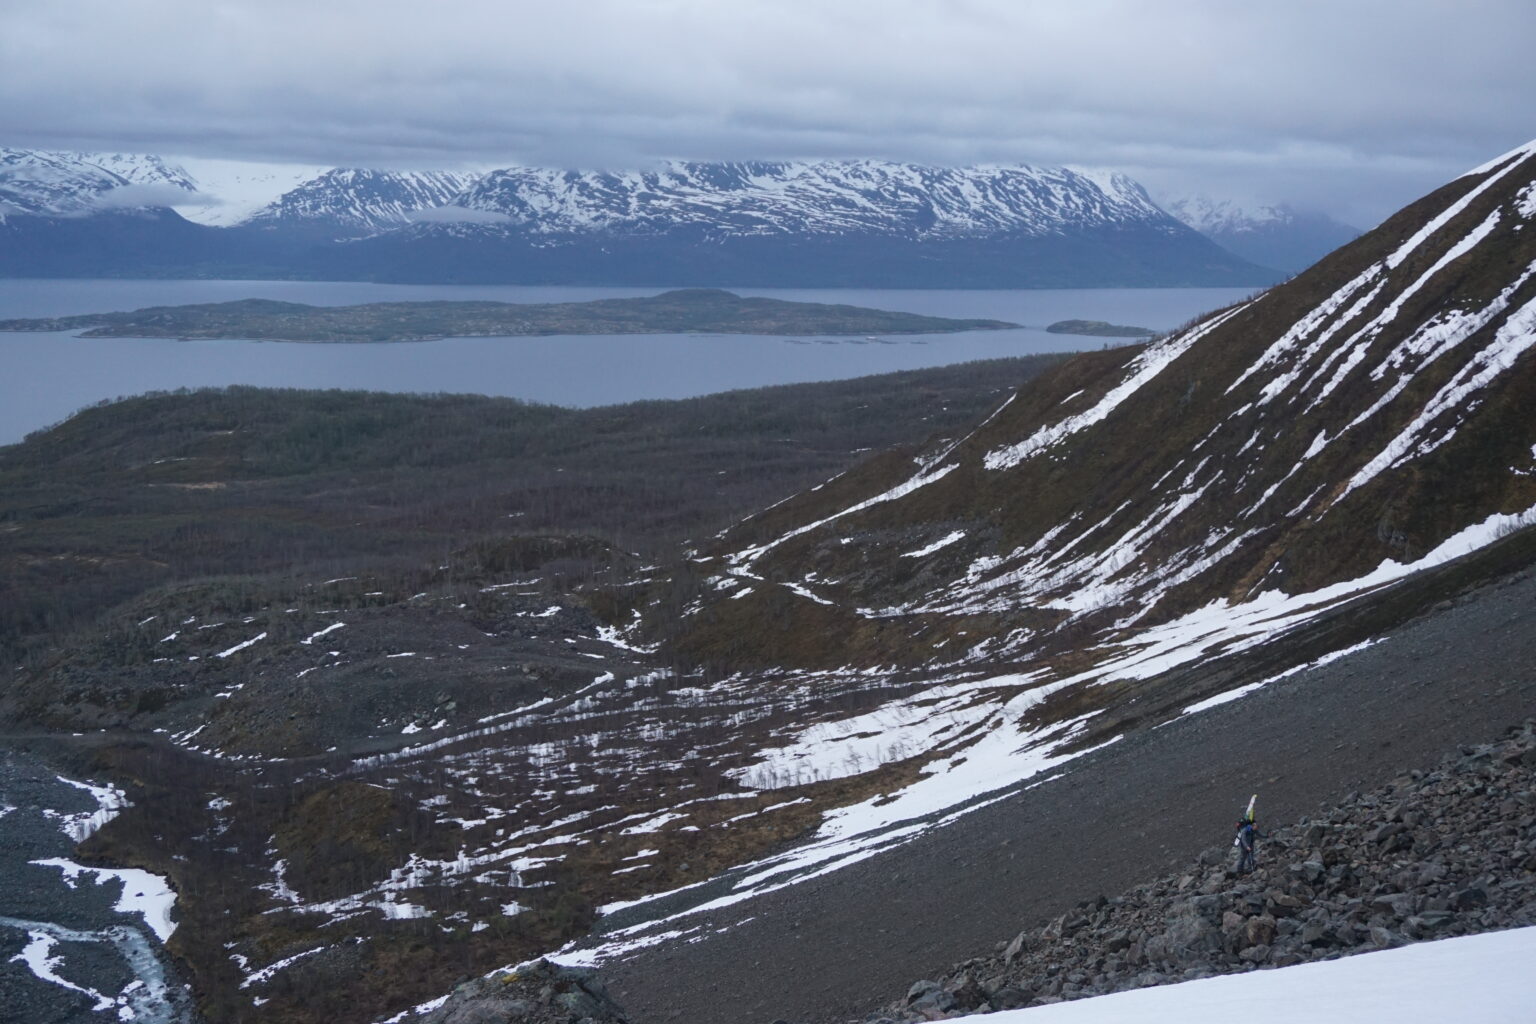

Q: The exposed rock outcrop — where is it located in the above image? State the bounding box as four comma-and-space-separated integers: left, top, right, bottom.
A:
406, 959, 630, 1024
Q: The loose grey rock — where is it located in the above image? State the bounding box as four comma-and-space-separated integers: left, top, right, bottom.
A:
872, 718, 1536, 1022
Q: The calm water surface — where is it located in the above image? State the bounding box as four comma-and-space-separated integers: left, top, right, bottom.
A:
0, 279, 1259, 444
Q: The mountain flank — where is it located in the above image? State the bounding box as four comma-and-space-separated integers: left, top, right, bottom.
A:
0, 289, 1017, 342
597, 552, 1536, 1024
657, 140, 1536, 683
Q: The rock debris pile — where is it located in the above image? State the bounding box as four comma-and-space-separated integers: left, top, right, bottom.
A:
865, 719, 1536, 1022
405, 959, 631, 1024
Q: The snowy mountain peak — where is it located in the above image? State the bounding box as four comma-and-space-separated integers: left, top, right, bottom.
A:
242, 168, 475, 234
1157, 191, 1362, 273
0, 148, 196, 217
1158, 193, 1293, 235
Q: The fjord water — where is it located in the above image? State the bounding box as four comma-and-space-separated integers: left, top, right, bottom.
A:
0, 279, 1257, 444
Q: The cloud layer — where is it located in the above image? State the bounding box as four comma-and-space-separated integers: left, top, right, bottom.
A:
3, 0, 1532, 224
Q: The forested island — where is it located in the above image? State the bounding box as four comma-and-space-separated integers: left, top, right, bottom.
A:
1044, 317, 1155, 337
0, 288, 1018, 342
1045, 318, 1155, 338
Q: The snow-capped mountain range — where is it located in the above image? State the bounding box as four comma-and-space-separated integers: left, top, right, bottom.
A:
0, 147, 1283, 285
448, 161, 1176, 240
1, 148, 1183, 239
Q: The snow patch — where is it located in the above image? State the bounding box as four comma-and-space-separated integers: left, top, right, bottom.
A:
901, 531, 966, 558
30, 859, 177, 942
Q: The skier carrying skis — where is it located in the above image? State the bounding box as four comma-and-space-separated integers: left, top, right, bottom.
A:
1232, 794, 1264, 874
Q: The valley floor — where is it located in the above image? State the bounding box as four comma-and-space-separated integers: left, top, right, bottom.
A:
595, 564, 1536, 1024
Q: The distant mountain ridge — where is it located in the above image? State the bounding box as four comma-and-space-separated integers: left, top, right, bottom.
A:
1159, 193, 1362, 273
447, 161, 1174, 239
0, 148, 1277, 287
0, 148, 196, 217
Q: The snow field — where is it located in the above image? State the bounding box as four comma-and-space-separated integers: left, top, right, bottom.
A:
963, 926, 1536, 1024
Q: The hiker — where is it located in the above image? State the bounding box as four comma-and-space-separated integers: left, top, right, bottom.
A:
1233, 816, 1265, 874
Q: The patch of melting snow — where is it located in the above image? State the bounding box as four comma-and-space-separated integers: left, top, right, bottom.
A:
30, 860, 177, 942
240, 945, 327, 989
259, 858, 301, 907
215, 632, 266, 659
901, 530, 966, 558
49, 776, 131, 843
299, 622, 345, 645
728, 461, 961, 569
619, 812, 688, 835
781, 581, 835, 605
561, 501, 1536, 967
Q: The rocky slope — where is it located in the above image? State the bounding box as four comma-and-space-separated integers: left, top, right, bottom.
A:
405, 960, 632, 1024
596, 554, 1536, 1024
874, 720, 1536, 1021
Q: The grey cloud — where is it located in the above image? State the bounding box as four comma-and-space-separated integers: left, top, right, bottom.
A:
89, 183, 212, 210
2, 1, 1532, 226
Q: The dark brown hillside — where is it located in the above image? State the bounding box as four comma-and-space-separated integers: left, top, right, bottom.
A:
661, 143, 1536, 679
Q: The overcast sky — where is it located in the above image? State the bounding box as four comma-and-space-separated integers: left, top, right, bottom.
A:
3, 0, 1532, 226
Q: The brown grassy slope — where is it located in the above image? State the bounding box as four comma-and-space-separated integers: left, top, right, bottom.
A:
660, 148, 1536, 673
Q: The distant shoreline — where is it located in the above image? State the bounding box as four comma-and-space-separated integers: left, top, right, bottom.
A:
0, 288, 1020, 344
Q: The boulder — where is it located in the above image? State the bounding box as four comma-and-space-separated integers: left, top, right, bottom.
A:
1242, 915, 1277, 948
